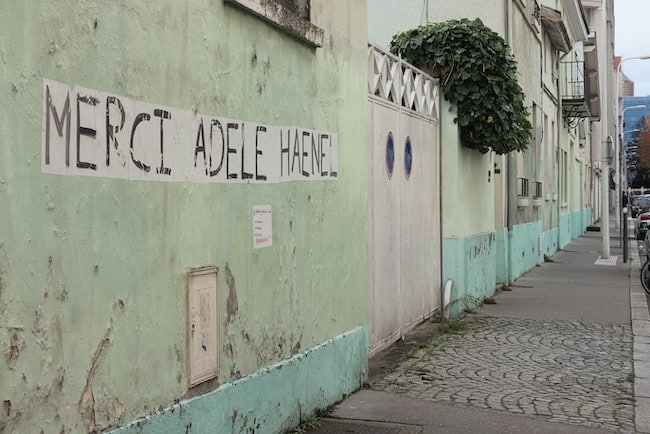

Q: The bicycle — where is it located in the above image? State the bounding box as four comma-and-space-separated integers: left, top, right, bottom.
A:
641, 233, 650, 295
642, 259, 650, 295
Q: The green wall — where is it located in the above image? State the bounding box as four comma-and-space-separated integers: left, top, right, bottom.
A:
440, 101, 495, 239
0, 1, 369, 432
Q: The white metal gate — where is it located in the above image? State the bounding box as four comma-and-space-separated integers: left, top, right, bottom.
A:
367, 45, 441, 355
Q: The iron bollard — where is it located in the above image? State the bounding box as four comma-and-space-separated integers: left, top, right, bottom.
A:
621, 206, 629, 262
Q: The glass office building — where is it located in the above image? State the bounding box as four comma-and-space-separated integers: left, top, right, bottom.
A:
623, 96, 650, 134
623, 97, 650, 185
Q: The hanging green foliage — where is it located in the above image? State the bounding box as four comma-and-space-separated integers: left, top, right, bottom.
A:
390, 18, 532, 154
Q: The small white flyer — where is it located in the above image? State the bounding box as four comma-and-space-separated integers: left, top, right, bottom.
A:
253, 205, 272, 249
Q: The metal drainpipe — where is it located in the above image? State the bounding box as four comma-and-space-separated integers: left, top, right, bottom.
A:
506, 0, 516, 283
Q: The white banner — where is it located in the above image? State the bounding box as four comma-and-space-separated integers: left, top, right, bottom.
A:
42, 79, 338, 183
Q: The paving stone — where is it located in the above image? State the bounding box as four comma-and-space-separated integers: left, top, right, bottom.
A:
637, 397, 650, 433
634, 320, 650, 337
637, 360, 650, 379
633, 307, 650, 321
637, 377, 650, 398
372, 316, 634, 432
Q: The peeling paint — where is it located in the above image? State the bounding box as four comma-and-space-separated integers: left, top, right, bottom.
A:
33, 305, 51, 351
225, 264, 238, 324
7, 332, 25, 368
0, 241, 8, 318
79, 319, 114, 432
174, 344, 183, 384
58, 284, 68, 303
224, 341, 234, 358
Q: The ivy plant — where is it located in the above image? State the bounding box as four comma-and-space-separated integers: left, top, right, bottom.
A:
390, 18, 531, 154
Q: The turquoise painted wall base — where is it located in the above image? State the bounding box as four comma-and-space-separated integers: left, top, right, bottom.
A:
443, 232, 497, 317
508, 220, 543, 282
109, 327, 368, 434
444, 207, 593, 318
558, 212, 571, 248
495, 228, 509, 284
540, 227, 559, 261
559, 209, 591, 248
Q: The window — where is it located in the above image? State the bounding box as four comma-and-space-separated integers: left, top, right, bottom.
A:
224, 0, 324, 47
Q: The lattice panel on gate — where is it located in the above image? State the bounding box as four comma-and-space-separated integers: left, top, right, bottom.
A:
368, 44, 439, 120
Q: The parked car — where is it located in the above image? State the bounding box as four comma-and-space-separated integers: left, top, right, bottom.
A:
634, 195, 650, 239
631, 194, 650, 218
637, 212, 650, 240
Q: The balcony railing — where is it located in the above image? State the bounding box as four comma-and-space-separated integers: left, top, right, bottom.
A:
560, 60, 591, 122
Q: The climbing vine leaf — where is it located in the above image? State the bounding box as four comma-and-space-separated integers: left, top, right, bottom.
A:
390, 18, 532, 154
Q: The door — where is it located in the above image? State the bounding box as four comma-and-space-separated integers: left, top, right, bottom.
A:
367, 45, 441, 354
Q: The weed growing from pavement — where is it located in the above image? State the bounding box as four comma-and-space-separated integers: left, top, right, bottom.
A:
424, 342, 439, 356
405, 347, 420, 359
290, 414, 319, 433
389, 380, 412, 394
438, 319, 469, 334
409, 364, 431, 375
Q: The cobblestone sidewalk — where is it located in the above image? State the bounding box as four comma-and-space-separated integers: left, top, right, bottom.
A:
372, 316, 634, 432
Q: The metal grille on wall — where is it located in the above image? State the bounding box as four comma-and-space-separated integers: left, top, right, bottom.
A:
368, 44, 439, 120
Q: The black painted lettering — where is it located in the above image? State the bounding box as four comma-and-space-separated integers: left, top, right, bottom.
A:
311, 132, 320, 175
45, 85, 71, 166
301, 131, 310, 177
153, 109, 172, 175
291, 129, 301, 174
319, 134, 329, 177
280, 128, 290, 176
130, 113, 151, 173
194, 119, 207, 174
329, 134, 337, 177
105, 96, 125, 166
209, 119, 225, 177
255, 126, 267, 181
226, 123, 238, 179
76, 93, 99, 170
241, 123, 253, 180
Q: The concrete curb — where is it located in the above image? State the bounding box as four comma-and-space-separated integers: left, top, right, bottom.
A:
629, 238, 650, 433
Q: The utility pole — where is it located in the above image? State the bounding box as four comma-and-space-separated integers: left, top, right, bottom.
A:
601, 136, 612, 259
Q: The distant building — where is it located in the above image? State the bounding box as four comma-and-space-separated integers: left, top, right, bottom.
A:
623, 97, 650, 185
615, 57, 635, 97
623, 73, 635, 97
624, 96, 650, 131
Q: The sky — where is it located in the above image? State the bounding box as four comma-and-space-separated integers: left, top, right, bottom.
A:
615, 0, 650, 96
